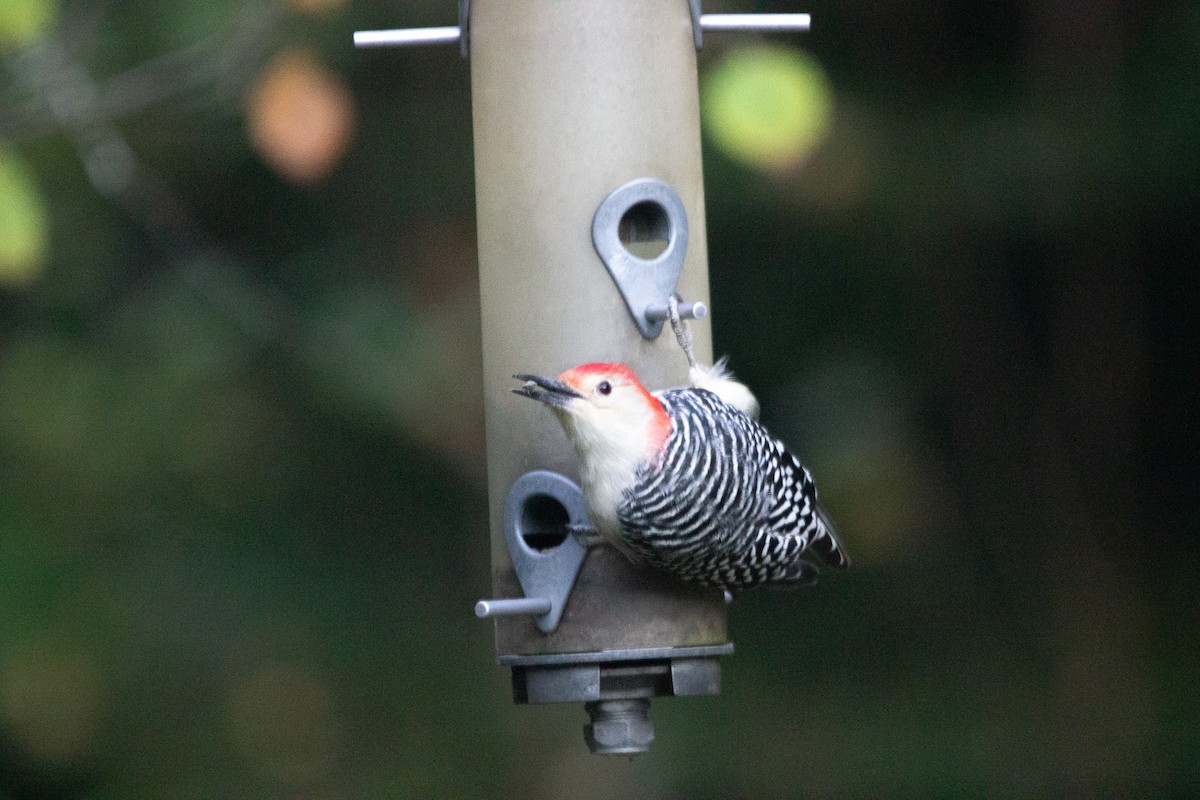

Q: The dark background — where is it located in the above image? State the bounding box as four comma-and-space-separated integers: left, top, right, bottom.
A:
1, 0, 1196, 797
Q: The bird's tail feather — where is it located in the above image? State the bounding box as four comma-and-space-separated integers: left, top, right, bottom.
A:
811, 507, 850, 569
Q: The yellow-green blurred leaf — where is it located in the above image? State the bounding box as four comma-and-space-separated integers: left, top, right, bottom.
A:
0, 148, 49, 287
0, 0, 57, 49
702, 45, 834, 173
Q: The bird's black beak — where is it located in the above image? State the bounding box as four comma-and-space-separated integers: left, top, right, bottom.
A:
513, 374, 583, 410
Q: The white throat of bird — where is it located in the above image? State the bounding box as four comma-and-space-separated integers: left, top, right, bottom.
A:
551, 372, 669, 539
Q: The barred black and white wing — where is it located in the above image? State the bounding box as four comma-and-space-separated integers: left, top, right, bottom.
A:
616, 388, 848, 589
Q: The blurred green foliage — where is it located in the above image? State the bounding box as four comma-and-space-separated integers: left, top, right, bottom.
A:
0, 148, 47, 285
1, 1, 1197, 798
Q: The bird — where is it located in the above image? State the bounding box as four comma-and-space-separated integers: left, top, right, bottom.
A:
512, 362, 848, 589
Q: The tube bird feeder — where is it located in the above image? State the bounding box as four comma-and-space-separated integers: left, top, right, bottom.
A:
356, 1, 811, 755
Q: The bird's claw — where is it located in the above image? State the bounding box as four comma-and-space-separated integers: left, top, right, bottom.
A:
667, 293, 697, 370
565, 522, 605, 548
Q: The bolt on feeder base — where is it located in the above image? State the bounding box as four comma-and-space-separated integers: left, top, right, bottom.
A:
503, 644, 733, 755
585, 699, 654, 755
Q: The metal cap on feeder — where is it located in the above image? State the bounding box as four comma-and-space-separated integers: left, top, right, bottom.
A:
355, 0, 812, 755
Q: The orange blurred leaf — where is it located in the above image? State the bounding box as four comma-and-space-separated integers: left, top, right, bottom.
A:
246, 49, 355, 184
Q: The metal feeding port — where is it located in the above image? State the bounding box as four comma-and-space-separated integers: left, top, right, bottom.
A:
475, 471, 588, 633
591, 177, 708, 340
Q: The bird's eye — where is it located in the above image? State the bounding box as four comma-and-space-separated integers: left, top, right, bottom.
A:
597, 381, 612, 396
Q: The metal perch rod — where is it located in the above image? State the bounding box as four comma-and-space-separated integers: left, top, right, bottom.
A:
354, 27, 461, 47
354, 14, 810, 48
696, 14, 811, 31
475, 597, 553, 618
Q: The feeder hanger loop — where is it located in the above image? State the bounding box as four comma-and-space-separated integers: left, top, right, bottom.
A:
353, 2, 812, 56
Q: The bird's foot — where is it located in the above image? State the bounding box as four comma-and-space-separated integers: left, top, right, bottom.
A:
565, 523, 606, 548
667, 293, 698, 370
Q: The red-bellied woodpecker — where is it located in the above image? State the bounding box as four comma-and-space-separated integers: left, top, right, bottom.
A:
513, 363, 848, 589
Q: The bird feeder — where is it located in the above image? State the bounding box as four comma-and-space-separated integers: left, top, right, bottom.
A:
356, 1, 810, 755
